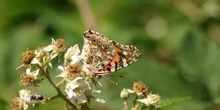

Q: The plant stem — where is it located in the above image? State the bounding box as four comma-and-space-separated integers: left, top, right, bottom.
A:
45, 94, 59, 102
40, 66, 78, 110
132, 95, 138, 108
56, 79, 65, 87
123, 99, 128, 110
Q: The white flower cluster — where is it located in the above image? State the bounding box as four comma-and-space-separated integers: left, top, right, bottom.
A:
120, 81, 160, 110
12, 89, 45, 110
57, 44, 105, 104
15, 39, 105, 110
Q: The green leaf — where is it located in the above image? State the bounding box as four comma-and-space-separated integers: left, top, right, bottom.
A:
159, 97, 191, 109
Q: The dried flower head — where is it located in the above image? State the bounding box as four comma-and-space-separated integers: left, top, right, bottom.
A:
65, 63, 82, 80
20, 69, 40, 86
20, 73, 35, 86
137, 93, 160, 107
21, 49, 35, 66
133, 81, 149, 97
11, 89, 33, 110
11, 97, 22, 110
52, 38, 66, 53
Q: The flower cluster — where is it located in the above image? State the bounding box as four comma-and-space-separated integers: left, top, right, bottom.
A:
11, 89, 45, 110
12, 38, 104, 110
120, 81, 160, 110
12, 38, 160, 110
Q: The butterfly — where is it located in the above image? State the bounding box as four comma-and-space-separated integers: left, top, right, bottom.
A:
81, 30, 141, 75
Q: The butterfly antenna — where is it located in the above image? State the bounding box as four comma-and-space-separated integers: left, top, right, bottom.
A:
101, 76, 118, 85
108, 74, 124, 78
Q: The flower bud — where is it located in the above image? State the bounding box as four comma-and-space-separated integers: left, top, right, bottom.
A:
120, 88, 129, 99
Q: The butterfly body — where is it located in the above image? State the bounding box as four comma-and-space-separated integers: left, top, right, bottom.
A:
81, 30, 141, 75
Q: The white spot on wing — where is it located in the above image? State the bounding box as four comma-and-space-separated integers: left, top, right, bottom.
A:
122, 58, 128, 67
123, 51, 128, 56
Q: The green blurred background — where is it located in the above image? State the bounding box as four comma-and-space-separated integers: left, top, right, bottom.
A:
1, 0, 220, 109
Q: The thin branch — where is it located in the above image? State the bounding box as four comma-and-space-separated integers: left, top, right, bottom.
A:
56, 79, 65, 87
132, 95, 138, 108
123, 99, 128, 110
39, 65, 78, 110
45, 94, 60, 102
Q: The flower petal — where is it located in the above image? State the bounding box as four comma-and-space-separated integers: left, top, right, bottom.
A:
64, 44, 80, 63
95, 98, 106, 103
44, 45, 54, 52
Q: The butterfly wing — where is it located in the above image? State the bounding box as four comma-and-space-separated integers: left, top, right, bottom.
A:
98, 41, 141, 73
81, 30, 115, 73
81, 30, 141, 75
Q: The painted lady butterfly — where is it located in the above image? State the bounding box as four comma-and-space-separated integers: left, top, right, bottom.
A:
81, 30, 141, 75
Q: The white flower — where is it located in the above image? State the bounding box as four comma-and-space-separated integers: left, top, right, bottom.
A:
43, 45, 54, 52
137, 93, 160, 106
43, 38, 59, 60
31, 49, 43, 65
31, 38, 61, 66
57, 45, 81, 78
92, 89, 101, 94
127, 89, 135, 94
57, 65, 66, 78
31, 48, 55, 66
27, 68, 40, 76
43, 38, 56, 52
95, 98, 106, 103
72, 94, 87, 104
19, 89, 31, 102
65, 77, 82, 98
18, 89, 32, 109
64, 44, 81, 64
65, 77, 92, 104
25, 68, 40, 78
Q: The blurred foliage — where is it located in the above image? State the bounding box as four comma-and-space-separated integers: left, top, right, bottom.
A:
0, 0, 220, 109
